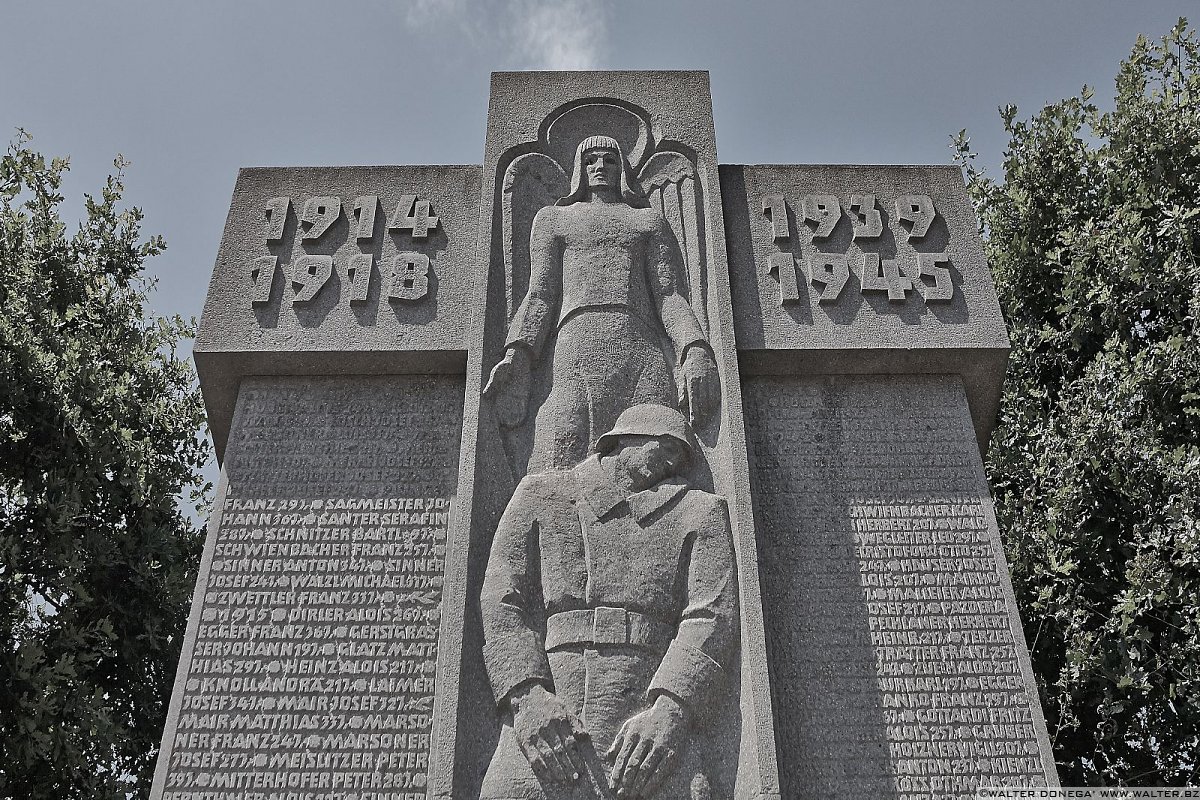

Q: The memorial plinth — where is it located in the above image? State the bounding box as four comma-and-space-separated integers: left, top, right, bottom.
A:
153, 71, 1058, 800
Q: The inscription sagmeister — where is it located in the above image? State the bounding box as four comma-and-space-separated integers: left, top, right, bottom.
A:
746, 376, 1047, 800
761, 192, 956, 305
158, 376, 464, 800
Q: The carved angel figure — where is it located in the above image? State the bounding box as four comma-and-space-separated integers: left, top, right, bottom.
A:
484, 135, 719, 472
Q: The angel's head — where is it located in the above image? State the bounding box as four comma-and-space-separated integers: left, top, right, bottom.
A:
557, 135, 648, 208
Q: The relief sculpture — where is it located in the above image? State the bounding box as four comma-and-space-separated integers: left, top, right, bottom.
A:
484, 120, 719, 472
478, 404, 737, 800
478, 102, 738, 799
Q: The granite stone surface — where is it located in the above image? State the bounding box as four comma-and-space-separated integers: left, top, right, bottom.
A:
433, 70, 779, 800
157, 69, 1058, 800
721, 164, 1010, 450
151, 375, 464, 798
745, 375, 1056, 798
195, 165, 480, 461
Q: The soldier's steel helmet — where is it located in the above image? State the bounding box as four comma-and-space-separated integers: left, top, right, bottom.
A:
595, 403, 695, 460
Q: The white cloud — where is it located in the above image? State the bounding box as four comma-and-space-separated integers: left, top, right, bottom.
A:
402, 0, 471, 30
508, 0, 607, 70
393, 0, 609, 70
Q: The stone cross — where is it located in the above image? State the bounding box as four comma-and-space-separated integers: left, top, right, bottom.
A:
152, 71, 1058, 800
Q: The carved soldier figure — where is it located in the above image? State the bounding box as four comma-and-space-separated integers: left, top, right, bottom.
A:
484, 136, 719, 471
478, 404, 738, 800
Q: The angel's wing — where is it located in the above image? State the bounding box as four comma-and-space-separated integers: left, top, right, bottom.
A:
502, 153, 569, 321
638, 151, 708, 334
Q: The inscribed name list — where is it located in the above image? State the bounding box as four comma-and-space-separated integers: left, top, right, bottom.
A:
159, 376, 464, 800
746, 375, 1047, 800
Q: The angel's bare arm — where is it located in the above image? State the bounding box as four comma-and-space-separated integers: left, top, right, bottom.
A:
646, 212, 719, 423
505, 207, 562, 359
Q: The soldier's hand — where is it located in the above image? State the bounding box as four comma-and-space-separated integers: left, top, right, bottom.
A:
483, 347, 532, 428
679, 346, 719, 427
606, 694, 688, 798
510, 683, 588, 786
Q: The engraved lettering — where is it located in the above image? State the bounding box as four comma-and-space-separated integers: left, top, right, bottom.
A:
300, 196, 342, 240
803, 194, 841, 238
161, 377, 463, 796
746, 376, 1049, 795
389, 253, 430, 301
389, 195, 440, 239
896, 194, 936, 239
291, 255, 333, 304
762, 193, 789, 241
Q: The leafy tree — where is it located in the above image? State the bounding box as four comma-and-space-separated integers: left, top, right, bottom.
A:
956, 20, 1200, 786
0, 132, 210, 799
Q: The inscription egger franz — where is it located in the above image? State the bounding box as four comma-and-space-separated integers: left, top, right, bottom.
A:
156, 376, 464, 799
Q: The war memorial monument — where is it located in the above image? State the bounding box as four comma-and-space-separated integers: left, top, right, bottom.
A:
150, 71, 1060, 800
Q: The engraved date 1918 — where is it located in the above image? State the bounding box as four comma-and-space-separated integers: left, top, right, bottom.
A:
247, 194, 439, 309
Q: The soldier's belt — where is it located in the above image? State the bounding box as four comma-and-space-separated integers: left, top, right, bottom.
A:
544, 607, 673, 651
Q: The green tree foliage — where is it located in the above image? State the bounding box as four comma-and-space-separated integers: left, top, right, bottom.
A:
0, 133, 210, 798
956, 20, 1200, 785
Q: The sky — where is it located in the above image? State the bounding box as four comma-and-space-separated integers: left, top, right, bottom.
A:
2, 1, 1187, 330
0, 1, 1187, 401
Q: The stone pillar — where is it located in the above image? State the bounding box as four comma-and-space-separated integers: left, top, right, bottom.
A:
723, 164, 1059, 797
152, 73, 1058, 800
432, 71, 781, 800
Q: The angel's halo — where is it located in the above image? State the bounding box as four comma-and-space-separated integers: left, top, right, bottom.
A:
542, 100, 652, 174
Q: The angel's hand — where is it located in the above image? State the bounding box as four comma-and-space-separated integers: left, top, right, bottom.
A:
484, 347, 532, 428
679, 345, 719, 426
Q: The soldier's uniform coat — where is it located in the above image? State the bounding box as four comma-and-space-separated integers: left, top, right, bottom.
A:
479, 456, 738, 800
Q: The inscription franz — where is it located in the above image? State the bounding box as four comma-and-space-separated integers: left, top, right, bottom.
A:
158, 378, 464, 800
